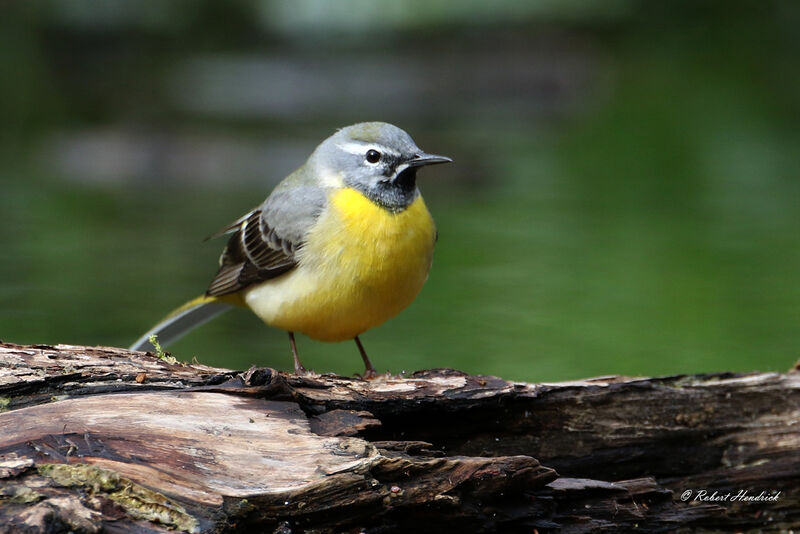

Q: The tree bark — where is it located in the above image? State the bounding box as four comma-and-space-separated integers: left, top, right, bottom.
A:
0, 342, 797, 533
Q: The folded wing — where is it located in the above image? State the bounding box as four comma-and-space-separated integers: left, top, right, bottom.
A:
206, 182, 326, 296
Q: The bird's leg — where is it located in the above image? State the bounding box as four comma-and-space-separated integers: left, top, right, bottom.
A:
288, 332, 306, 374
354, 336, 377, 379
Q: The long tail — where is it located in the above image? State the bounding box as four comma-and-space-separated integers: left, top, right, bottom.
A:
129, 295, 237, 352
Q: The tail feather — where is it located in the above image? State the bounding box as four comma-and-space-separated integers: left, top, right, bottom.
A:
129, 295, 234, 352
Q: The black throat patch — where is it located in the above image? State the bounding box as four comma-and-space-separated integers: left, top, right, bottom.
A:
352, 167, 419, 213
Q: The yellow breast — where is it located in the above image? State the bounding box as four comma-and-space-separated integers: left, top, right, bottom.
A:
244, 187, 436, 341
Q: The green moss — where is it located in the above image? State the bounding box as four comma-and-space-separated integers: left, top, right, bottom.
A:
108, 483, 198, 533
149, 334, 178, 364
1, 485, 45, 504
0, 397, 10, 412
38, 463, 198, 532
38, 463, 119, 492
8, 487, 45, 504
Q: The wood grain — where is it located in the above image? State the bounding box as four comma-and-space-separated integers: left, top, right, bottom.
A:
1, 342, 797, 533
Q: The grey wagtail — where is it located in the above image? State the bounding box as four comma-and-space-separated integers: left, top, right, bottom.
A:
130, 122, 451, 376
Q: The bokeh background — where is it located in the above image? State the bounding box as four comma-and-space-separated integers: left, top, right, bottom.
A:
2, 1, 798, 381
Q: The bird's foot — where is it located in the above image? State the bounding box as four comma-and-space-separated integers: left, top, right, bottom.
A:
355, 367, 385, 380
293, 365, 319, 377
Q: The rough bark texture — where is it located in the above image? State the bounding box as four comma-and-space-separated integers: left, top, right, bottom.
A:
0, 342, 797, 533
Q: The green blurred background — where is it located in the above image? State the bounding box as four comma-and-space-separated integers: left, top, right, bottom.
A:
1, 1, 798, 381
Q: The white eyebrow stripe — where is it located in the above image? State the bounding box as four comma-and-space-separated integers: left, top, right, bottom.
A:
336, 141, 401, 158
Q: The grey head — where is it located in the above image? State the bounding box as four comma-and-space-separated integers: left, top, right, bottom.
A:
308, 122, 451, 212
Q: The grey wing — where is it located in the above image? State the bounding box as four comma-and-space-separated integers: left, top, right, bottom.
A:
206, 183, 326, 296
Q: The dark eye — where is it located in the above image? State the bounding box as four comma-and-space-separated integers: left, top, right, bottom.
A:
365, 149, 381, 163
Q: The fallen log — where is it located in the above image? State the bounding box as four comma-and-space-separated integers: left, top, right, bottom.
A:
0, 342, 797, 533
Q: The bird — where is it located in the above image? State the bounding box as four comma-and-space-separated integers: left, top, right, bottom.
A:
130, 122, 451, 377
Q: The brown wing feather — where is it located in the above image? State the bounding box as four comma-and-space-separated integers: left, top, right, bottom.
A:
206, 210, 297, 297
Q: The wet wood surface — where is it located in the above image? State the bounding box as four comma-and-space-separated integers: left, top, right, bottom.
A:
1, 342, 798, 533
